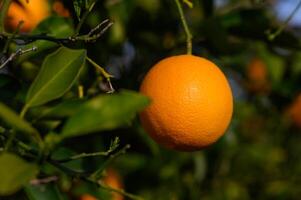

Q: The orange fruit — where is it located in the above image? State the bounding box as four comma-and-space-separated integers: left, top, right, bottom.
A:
246, 58, 269, 93
52, 0, 70, 18
79, 194, 98, 200
140, 55, 233, 151
5, 0, 50, 32
78, 168, 124, 200
287, 94, 301, 128
102, 168, 124, 200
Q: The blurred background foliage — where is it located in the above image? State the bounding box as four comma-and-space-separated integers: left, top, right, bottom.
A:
1, 0, 301, 199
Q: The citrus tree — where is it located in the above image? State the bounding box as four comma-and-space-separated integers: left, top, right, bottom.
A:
1, 0, 301, 200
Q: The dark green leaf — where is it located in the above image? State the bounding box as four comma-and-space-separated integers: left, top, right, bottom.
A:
0, 102, 40, 142
26, 47, 86, 107
0, 153, 39, 195
25, 183, 65, 200
62, 90, 150, 138
32, 99, 85, 120
73, 0, 85, 20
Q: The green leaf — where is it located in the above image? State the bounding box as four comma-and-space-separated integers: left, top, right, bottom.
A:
182, 0, 193, 8
73, 0, 85, 20
26, 47, 86, 107
25, 183, 65, 200
0, 102, 41, 143
32, 99, 85, 120
62, 90, 150, 138
0, 153, 39, 195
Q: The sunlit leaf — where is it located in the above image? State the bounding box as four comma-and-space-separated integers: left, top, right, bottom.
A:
62, 90, 150, 138
26, 47, 86, 107
0, 153, 39, 195
0, 102, 40, 143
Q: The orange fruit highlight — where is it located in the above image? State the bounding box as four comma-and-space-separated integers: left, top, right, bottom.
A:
78, 168, 124, 200
79, 194, 98, 200
5, 0, 50, 32
52, 0, 70, 18
246, 58, 269, 93
287, 94, 301, 128
140, 55, 233, 151
102, 168, 124, 200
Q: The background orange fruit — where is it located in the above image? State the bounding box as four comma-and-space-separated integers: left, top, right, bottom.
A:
102, 168, 124, 200
79, 194, 98, 200
6, 0, 50, 32
140, 55, 233, 151
78, 168, 124, 200
52, 0, 70, 18
287, 93, 301, 128
246, 58, 270, 93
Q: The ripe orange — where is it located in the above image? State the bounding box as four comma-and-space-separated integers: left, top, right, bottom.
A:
5, 0, 50, 32
246, 58, 269, 93
287, 94, 301, 128
52, 0, 70, 18
78, 168, 124, 200
79, 194, 98, 200
140, 55, 233, 151
102, 168, 124, 200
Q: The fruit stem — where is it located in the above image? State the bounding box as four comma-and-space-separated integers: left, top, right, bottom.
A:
0, 0, 12, 33
174, 0, 193, 55
86, 56, 115, 93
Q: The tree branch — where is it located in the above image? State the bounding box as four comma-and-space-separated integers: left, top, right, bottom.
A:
0, 19, 113, 45
0, 46, 37, 70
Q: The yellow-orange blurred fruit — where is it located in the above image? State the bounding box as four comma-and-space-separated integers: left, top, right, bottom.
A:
5, 0, 50, 32
246, 58, 269, 93
78, 169, 124, 200
102, 168, 124, 200
79, 194, 98, 200
52, 0, 70, 17
287, 94, 301, 128
140, 55, 233, 151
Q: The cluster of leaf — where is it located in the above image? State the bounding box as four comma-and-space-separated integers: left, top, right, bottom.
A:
1, 0, 301, 200
0, 0, 149, 199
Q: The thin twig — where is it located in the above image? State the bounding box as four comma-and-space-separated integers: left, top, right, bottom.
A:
90, 144, 130, 181
0, 19, 113, 44
54, 137, 120, 163
88, 19, 110, 36
97, 181, 144, 200
48, 159, 88, 176
55, 151, 110, 163
174, 0, 193, 54
85, 19, 114, 42
86, 56, 115, 93
30, 176, 58, 185
74, 0, 98, 36
0, 46, 37, 70
267, 0, 301, 41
